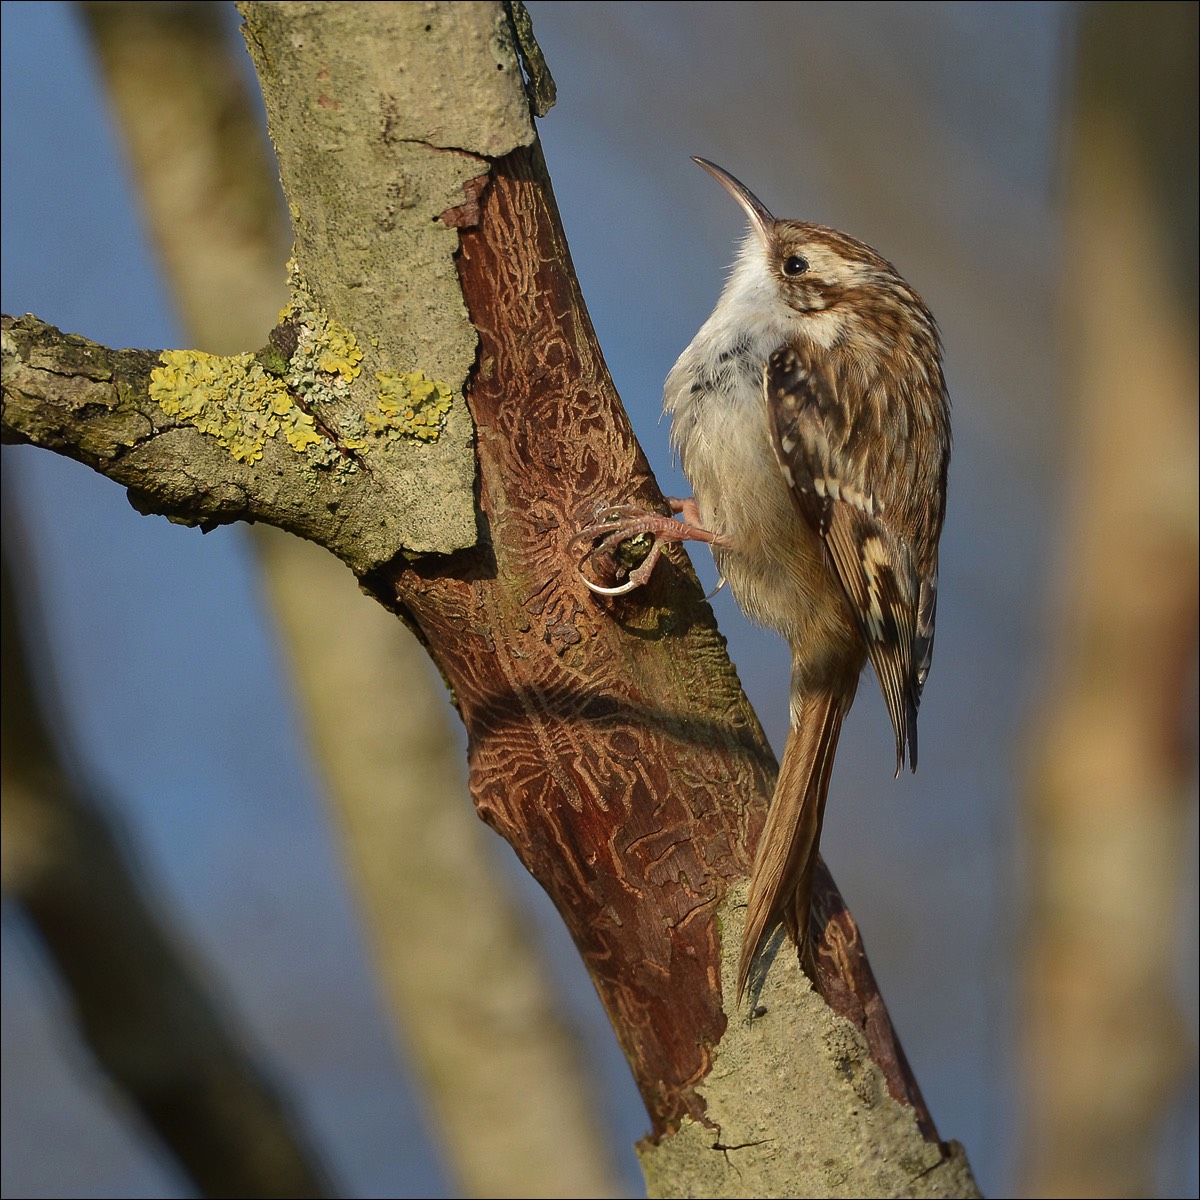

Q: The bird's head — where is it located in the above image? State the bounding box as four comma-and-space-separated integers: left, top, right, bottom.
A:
693, 157, 930, 354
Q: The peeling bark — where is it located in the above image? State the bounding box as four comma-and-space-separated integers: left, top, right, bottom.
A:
1, 4, 982, 1195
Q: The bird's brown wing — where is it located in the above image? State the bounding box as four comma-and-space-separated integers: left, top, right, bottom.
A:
765, 344, 922, 772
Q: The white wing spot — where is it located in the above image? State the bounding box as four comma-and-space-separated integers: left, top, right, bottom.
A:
839, 483, 878, 516
861, 535, 889, 639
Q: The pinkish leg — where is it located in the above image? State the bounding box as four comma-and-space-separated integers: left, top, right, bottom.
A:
667, 496, 706, 529
572, 499, 729, 596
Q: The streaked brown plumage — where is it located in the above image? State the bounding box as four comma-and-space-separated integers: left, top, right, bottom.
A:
579, 159, 950, 999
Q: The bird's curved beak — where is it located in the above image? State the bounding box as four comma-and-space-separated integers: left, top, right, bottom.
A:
692, 157, 774, 241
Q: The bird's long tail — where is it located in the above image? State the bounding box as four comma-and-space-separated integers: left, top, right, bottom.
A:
737, 688, 848, 1000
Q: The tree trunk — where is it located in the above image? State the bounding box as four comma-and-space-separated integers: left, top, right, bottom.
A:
2, 4, 982, 1195
79, 4, 624, 1192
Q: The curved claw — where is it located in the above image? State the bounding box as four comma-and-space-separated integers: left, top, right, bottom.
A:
569, 505, 664, 553
572, 506, 667, 597
576, 531, 663, 596
571, 499, 724, 598
580, 540, 665, 595
580, 573, 650, 597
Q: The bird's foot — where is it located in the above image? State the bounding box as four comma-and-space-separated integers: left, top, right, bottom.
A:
571, 499, 726, 597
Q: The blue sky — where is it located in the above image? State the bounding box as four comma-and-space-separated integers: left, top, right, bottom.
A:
3, 3, 1195, 1197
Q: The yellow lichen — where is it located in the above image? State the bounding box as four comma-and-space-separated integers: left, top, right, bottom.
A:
282, 410, 324, 453
149, 267, 375, 468
151, 270, 448, 468
316, 322, 363, 380
150, 350, 293, 465
367, 371, 454, 442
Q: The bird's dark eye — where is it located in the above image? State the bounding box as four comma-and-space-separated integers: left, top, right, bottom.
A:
783, 255, 810, 276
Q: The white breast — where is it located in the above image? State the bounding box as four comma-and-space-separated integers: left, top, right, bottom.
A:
664, 322, 851, 662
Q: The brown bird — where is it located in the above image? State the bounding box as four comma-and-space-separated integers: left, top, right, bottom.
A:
579, 159, 950, 999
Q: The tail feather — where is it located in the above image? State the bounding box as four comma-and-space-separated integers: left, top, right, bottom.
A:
737, 690, 846, 1000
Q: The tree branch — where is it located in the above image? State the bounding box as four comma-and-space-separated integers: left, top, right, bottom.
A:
2, 4, 981, 1195
1, 530, 334, 1199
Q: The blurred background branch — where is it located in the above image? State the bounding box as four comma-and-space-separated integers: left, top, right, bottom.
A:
1021, 4, 1199, 1196
62, 2, 625, 1196
1, 512, 334, 1198
2, 2, 1196, 1196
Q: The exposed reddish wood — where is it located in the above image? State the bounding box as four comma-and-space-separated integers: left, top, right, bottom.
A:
440, 173, 491, 229
364, 143, 939, 1143
812, 875, 938, 1142
380, 148, 762, 1134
